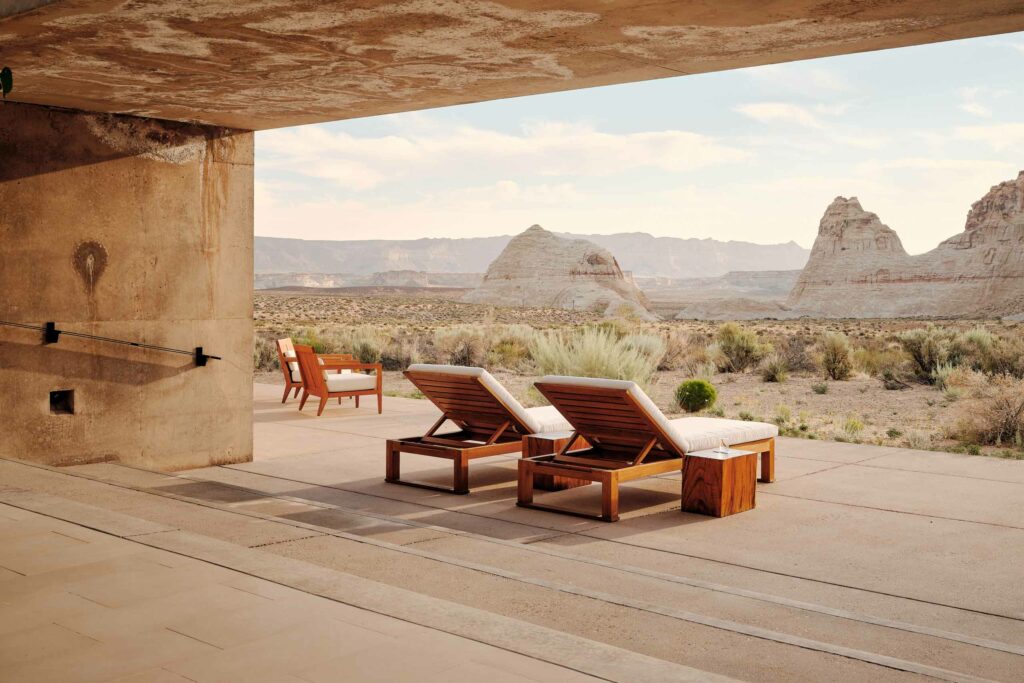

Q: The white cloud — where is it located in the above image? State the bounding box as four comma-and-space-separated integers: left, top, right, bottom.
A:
734, 102, 822, 128
954, 123, 1024, 151
958, 87, 992, 117
257, 121, 748, 190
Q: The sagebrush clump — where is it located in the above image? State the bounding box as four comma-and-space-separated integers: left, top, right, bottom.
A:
709, 323, 766, 373
530, 327, 659, 388
818, 332, 853, 381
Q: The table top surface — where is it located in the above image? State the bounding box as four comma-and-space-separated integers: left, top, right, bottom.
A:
687, 447, 755, 461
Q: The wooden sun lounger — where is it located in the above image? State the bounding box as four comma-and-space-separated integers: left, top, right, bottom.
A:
518, 377, 776, 522
385, 365, 573, 494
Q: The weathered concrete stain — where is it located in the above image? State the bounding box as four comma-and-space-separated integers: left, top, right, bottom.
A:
0, 1, 1022, 129
72, 240, 108, 294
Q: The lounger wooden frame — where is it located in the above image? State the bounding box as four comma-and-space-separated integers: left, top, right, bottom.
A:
386, 368, 539, 494
294, 344, 383, 416
518, 381, 774, 522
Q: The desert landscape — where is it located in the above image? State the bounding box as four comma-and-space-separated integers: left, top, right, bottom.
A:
255, 171, 1024, 459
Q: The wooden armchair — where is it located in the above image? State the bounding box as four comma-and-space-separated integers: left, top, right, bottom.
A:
275, 338, 304, 403
293, 344, 383, 416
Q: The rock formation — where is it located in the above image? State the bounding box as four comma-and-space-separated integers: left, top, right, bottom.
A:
254, 233, 808, 278
462, 225, 655, 319
788, 172, 1024, 318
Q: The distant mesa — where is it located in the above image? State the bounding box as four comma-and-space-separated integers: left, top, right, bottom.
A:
788, 171, 1024, 318
462, 224, 655, 319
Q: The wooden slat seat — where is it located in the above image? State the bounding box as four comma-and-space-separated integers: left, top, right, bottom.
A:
385, 364, 575, 494
518, 376, 777, 522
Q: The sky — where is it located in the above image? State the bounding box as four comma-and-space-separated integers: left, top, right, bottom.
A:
254, 32, 1024, 254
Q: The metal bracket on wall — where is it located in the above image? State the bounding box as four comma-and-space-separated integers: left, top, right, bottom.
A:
0, 320, 222, 367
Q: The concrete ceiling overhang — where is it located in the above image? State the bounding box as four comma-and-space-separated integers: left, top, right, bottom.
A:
2, 1, 1024, 130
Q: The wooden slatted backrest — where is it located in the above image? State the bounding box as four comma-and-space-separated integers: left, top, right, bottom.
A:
534, 381, 686, 461
294, 344, 326, 396
276, 338, 298, 383
404, 368, 532, 437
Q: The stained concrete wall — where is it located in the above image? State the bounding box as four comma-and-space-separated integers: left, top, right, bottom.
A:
0, 102, 253, 470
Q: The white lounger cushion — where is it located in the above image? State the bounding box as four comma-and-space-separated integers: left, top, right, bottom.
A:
407, 364, 570, 434
325, 373, 376, 392
666, 417, 777, 453
537, 376, 777, 454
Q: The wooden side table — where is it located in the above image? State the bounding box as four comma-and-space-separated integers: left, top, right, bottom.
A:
522, 432, 590, 492
681, 448, 756, 517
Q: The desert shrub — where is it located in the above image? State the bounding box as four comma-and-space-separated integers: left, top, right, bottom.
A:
591, 318, 634, 340
253, 337, 278, 372
954, 328, 1024, 378
881, 368, 910, 390
433, 326, 488, 366
709, 323, 766, 373
530, 327, 659, 388
811, 382, 829, 395
898, 325, 956, 383
949, 373, 1024, 448
776, 335, 816, 372
853, 342, 906, 377
843, 417, 865, 439
738, 410, 757, 422
930, 362, 956, 390
624, 334, 666, 370
293, 327, 336, 353
486, 324, 535, 370
658, 329, 692, 371
886, 428, 903, 439
675, 379, 717, 412
326, 327, 387, 363
759, 352, 789, 383
818, 332, 853, 381
380, 337, 422, 371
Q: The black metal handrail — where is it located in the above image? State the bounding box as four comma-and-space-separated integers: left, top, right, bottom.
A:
0, 320, 220, 366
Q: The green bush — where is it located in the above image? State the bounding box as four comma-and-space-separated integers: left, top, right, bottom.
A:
485, 324, 535, 370
710, 323, 765, 373
675, 379, 717, 413
530, 327, 659, 388
811, 382, 828, 395
818, 332, 853, 380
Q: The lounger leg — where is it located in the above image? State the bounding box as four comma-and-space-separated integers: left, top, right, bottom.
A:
281, 385, 291, 403
299, 390, 309, 411
601, 473, 620, 523
338, 396, 342, 404
317, 396, 328, 417
355, 395, 360, 408
385, 442, 400, 483
293, 386, 301, 398
453, 454, 469, 495
517, 460, 535, 507
377, 391, 382, 414
759, 440, 776, 483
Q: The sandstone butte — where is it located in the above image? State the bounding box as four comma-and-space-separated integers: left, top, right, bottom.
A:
462, 224, 655, 319
787, 171, 1024, 318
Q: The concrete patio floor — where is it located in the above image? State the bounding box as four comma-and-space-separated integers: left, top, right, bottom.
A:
2, 381, 1023, 682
